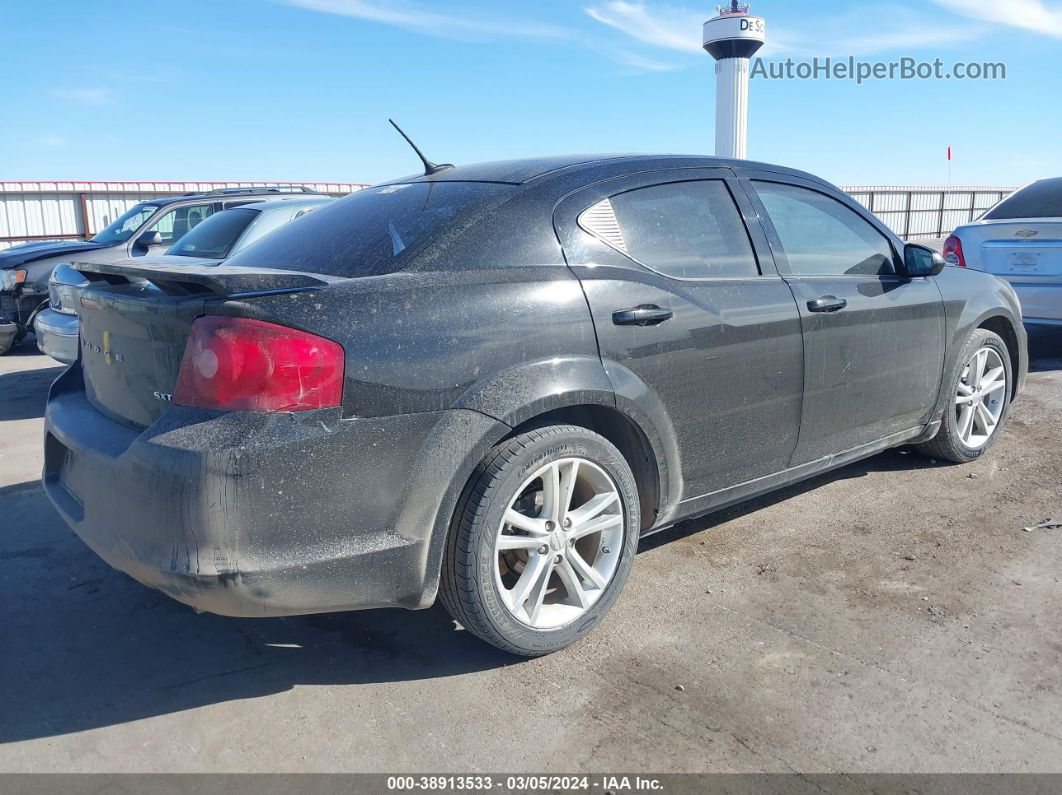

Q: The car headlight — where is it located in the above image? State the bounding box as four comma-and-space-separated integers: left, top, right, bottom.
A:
1, 269, 27, 291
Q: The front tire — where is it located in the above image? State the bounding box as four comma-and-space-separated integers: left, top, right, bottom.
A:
913, 328, 1012, 463
439, 425, 640, 657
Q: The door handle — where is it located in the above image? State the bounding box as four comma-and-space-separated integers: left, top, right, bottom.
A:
612, 305, 673, 326
807, 295, 847, 313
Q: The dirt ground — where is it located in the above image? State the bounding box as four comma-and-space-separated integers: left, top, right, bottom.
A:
1, 328, 1060, 773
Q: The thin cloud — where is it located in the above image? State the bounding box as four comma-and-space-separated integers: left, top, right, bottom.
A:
39, 134, 66, 147
610, 49, 682, 71
586, 1, 986, 58
786, 4, 987, 55
52, 87, 113, 106
584, 1, 791, 57
280, 0, 570, 41
837, 25, 983, 54
585, 2, 704, 54
933, 0, 1062, 37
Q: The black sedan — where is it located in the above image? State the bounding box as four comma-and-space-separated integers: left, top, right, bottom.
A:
44, 155, 1027, 655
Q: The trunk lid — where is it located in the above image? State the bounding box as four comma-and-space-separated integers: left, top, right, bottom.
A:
73, 257, 335, 427
959, 220, 1062, 280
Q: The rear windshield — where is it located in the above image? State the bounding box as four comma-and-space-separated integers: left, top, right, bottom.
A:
167, 207, 257, 259
984, 178, 1062, 220
225, 181, 516, 277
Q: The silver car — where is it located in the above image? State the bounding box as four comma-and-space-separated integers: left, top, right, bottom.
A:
944, 177, 1062, 327
36, 197, 331, 363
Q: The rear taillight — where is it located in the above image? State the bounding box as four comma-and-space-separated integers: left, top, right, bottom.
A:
173, 316, 344, 412
942, 235, 966, 267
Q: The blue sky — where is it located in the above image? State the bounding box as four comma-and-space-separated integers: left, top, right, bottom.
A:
1, 0, 1058, 187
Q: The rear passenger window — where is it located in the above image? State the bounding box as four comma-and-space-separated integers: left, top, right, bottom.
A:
579, 180, 758, 279
754, 182, 896, 276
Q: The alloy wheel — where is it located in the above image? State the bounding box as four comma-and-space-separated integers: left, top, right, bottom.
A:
954, 346, 1007, 449
493, 458, 624, 629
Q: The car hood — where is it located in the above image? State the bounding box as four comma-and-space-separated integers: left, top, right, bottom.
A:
0, 239, 107, 269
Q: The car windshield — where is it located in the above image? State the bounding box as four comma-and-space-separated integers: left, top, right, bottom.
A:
90, 203, 159, 246
984, 178, 1062, 220
166, 208, 258, 259
225, 182, 516, 277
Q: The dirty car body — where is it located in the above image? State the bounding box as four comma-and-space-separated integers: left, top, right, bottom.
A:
44, 155, 1028, 643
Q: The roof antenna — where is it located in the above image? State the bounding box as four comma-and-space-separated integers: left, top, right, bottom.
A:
389, 119, 453, 176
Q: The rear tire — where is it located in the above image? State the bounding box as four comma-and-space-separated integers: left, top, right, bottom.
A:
913, 328, 1012, 463
439, 425, 640, 657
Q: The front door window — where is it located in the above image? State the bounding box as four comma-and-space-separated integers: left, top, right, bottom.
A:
136, 203, 216, 248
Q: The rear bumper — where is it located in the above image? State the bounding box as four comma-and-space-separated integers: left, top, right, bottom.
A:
34, 308, 79, 364
43, 364, 501, 617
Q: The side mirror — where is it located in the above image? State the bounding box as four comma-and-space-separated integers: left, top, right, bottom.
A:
904, 243, 946, 277
135, 231, 162, 251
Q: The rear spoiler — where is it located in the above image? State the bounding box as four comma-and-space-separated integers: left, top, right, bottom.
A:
73, 260, 337, 297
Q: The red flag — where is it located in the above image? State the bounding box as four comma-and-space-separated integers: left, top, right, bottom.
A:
947, 146, 952, 161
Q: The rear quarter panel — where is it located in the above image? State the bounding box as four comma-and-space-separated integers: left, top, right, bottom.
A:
226, 264, 599, 419
218, 260, 606, 607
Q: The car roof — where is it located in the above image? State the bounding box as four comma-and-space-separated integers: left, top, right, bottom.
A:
386, 153, 831, 188
142, 187, 325, 209
229, 197, 332, 215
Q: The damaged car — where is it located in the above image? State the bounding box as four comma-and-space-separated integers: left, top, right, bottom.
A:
34, 196, 331, 364
44, 154, 1027, 656
0, 185, 323, 355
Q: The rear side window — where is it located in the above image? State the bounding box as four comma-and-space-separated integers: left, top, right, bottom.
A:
580, 180, 757, 279
226, 182, 517, 277
754, 182, 896, 276
984, 178, 1062, 219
